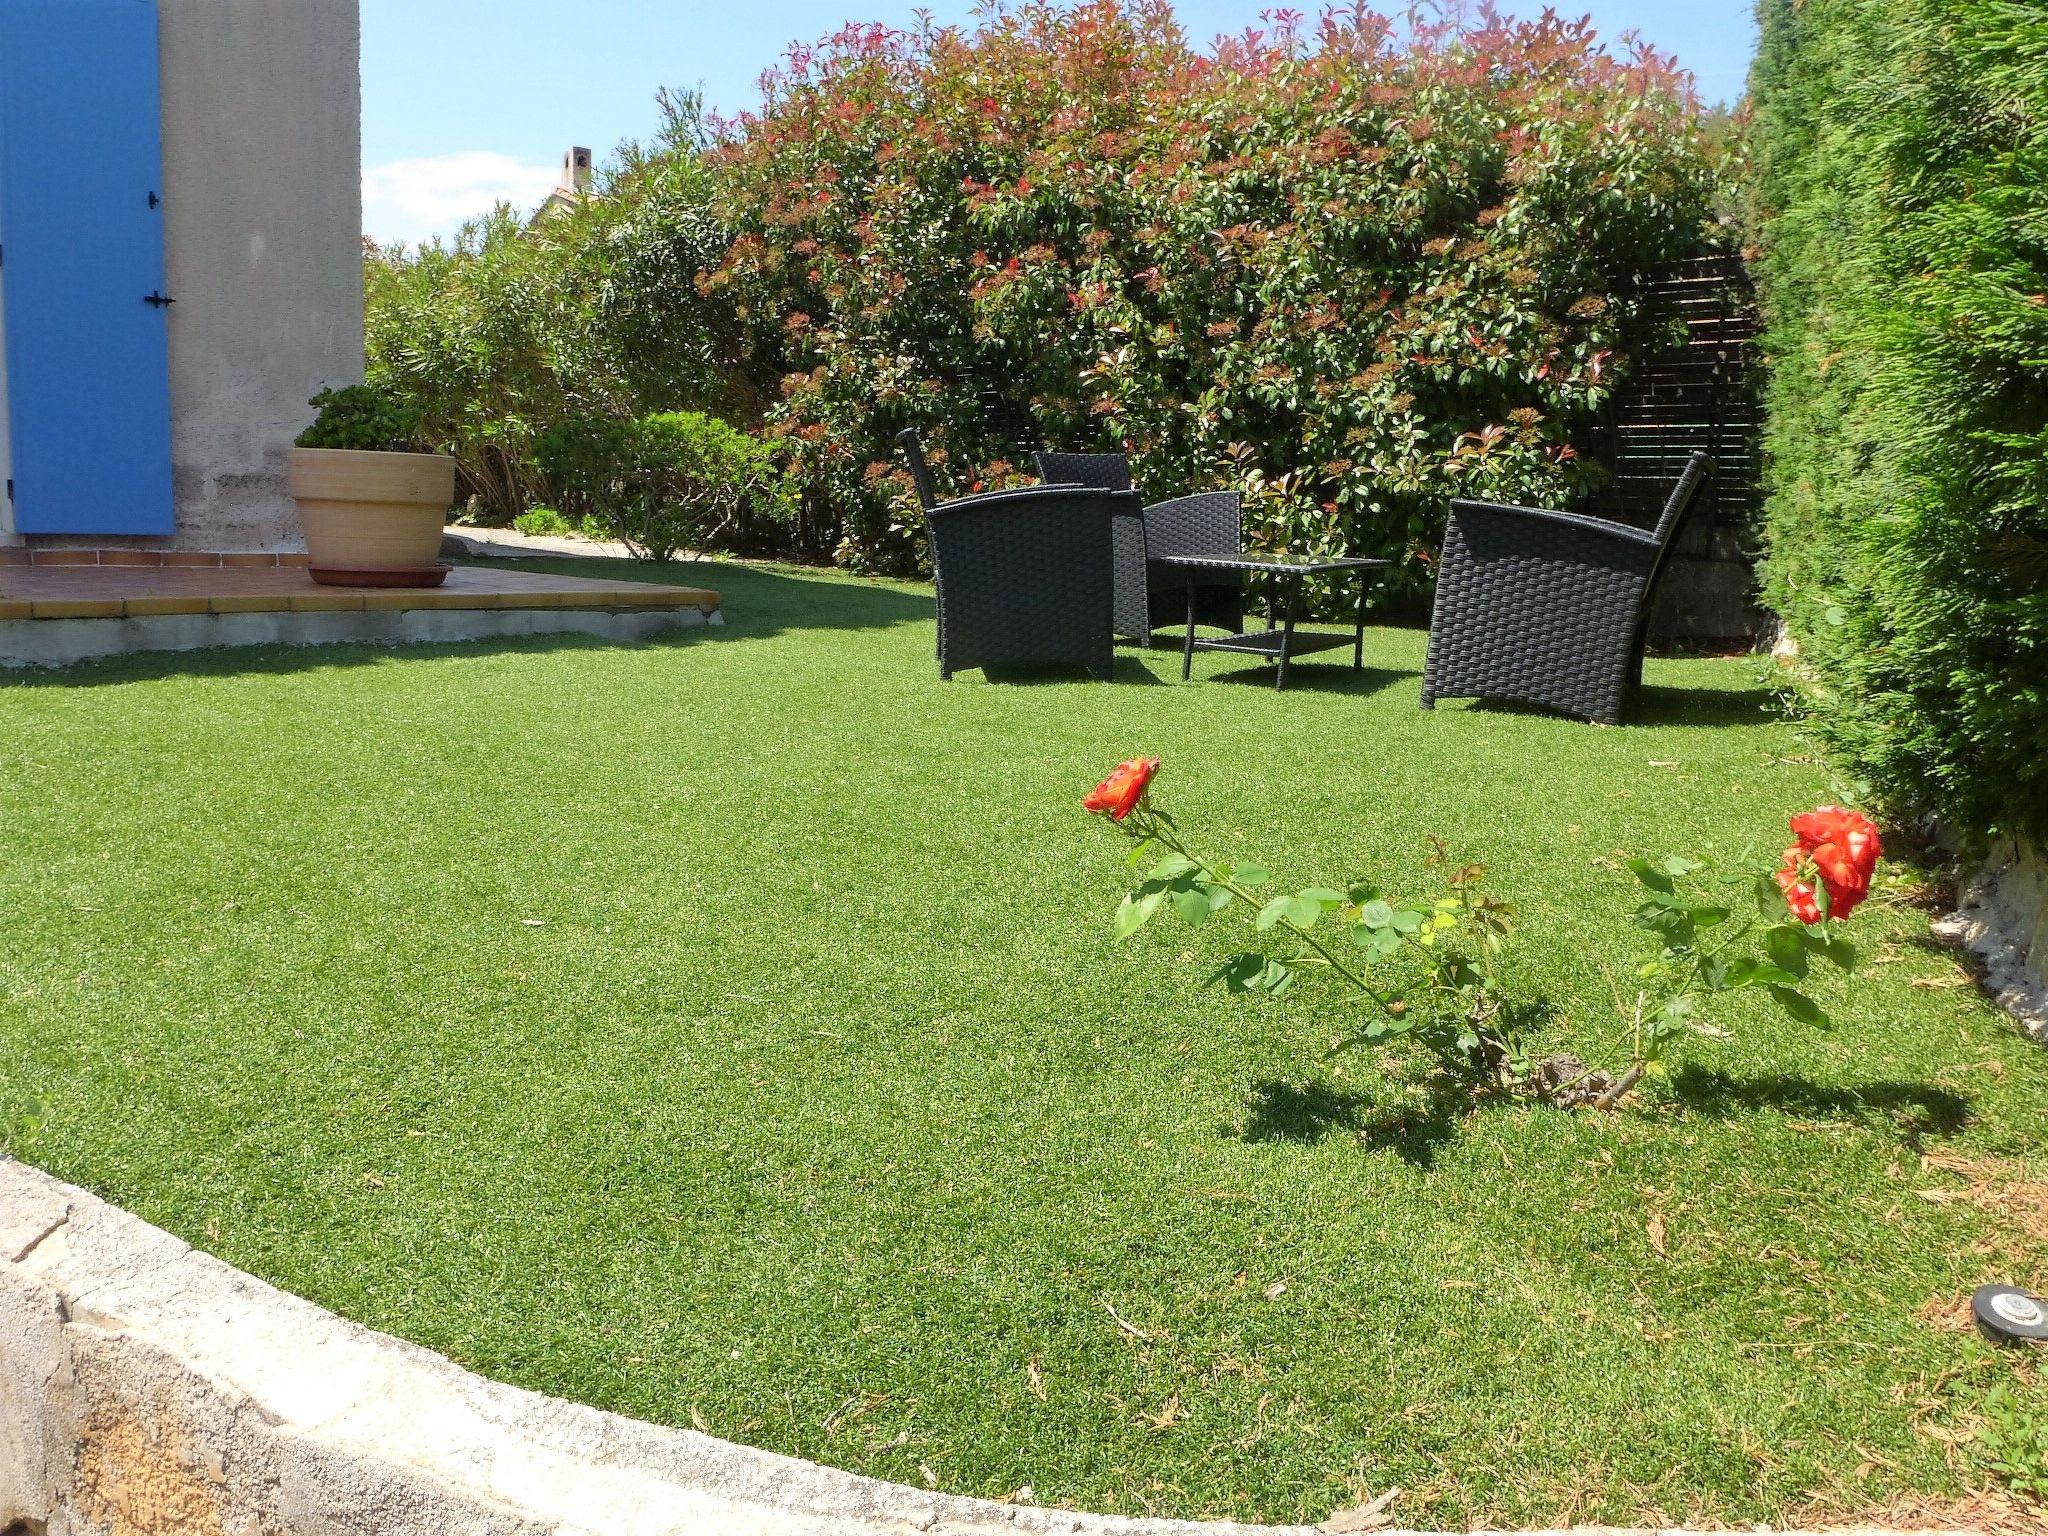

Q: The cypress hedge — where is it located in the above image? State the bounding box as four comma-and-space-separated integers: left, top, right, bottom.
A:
1748, 0, 2048, 846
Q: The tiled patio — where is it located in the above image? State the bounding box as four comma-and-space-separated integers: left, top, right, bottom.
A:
0, 558, 722, 666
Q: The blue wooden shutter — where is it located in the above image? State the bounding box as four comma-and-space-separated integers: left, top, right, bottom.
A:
0, 0, 174, 535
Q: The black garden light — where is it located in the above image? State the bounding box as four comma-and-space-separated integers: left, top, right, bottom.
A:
1972, 1285, 2048, 1346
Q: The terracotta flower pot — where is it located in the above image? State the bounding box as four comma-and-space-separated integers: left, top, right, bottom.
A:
287, 447, 457, 586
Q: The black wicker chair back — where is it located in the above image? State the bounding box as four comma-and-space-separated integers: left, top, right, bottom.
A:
1033, 451, 1148, 639
1647, 452, 1713, 575
1032, 450, 1245, 643
925, 486, 1128, 680
1033, 450, 1133, 493
1142, 492, 1241, 562
1143, 491, 1247, 640
1421, 452, 1713, 725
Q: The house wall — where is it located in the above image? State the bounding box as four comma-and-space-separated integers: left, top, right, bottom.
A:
155, 0, 363, 552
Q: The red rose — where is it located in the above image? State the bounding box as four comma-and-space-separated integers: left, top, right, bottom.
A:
1785, 806, 1881, 920
1085, 758, 1158, 822
1775, 807, 1881, 922
1790, 806, 1881, 876
1774, 846, 1825, 924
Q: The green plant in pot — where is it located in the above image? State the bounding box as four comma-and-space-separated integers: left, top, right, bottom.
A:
287, 384, 457, 587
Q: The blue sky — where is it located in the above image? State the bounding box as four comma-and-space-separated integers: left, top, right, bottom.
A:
361, 1, 1760, 247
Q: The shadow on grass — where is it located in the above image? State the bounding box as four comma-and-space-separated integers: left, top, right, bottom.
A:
1454, 684, 1782, 730
1201, 662, 1417, 697
1668, 1065, 1971, 1142
1628, 684, 1783, 729
488, 555, 934, 642
0, 626, 678, 689
978, 654, 1167, 686
1238, 1079, 1372, 1143
1235, 1076, 1473, 1168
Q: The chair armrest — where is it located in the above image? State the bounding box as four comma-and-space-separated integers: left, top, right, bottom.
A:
1447, 498, 1660, 550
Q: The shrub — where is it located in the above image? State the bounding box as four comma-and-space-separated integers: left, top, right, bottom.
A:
1747, 0, 2048, 847
702, 3, 1724, 580
512, 507, 576, 538
535, 410, 785, 562
1980, 1383, 2048, 1503
294, 384, 425, 454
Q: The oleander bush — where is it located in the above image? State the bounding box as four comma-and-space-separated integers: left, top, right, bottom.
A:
365, 208, 611, 518
702, 3, 1724, 581
1748, 0, 2048, 846
364, 107, 740, 525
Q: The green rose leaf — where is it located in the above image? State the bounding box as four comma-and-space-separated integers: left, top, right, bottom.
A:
1626, 856, 1675, 894
1114, 888, 1168, 939
1284, 892, 1332, 926
1210, 953, 1293, 995
1388, 906, 1427, 935
1170, 885, 1214, 926
1766, 983, 1829, 1026
1352, 925, 1402, 961
1755, 872, 1791, 922
1763, 923, 1812, 979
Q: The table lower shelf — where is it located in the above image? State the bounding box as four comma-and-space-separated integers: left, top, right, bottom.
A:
1188, 627, 1357, 659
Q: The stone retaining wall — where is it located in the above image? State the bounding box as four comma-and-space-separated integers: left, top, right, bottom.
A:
0, 604, 716, 669
1935, 834, 2048, 1042
0, 1163, 1969, 1536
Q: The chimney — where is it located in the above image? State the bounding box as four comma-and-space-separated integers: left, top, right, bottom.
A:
562, 146, 593, 196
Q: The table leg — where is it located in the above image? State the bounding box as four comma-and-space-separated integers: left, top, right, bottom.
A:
1182, 574, 1198, 682
1275, 574, 1300, 691
1354, 567, 1368, 670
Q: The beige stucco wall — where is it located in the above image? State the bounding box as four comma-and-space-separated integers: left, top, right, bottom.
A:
156, 0, 364, 552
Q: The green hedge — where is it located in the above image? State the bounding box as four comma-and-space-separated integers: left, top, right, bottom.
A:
1748, 0, 2048, 845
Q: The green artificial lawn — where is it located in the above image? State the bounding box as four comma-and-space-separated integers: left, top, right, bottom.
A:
4, 557, 2044, 1528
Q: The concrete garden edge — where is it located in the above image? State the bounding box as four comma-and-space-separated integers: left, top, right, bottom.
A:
0, 1162, 1984, 1536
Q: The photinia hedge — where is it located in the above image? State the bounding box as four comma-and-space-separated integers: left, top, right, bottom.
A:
700, 2, 1723, 582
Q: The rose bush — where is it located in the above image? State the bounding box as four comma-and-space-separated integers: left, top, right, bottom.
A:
1087, 760, 1883, 1111
1597, 806, 1878, 1106
1085, 757, 1527, 1091
703, 2, 1726, 577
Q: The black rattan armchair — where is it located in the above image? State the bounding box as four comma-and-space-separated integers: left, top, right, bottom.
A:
1032, 450, 1245, 643
1420, 452, 1713, 725
901, 431, 1132, 680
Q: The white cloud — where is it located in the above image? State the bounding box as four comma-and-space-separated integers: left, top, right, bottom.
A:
362, 151, 561, 249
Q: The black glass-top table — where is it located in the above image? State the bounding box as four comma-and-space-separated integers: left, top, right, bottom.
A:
1156, 553, 1391, 691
